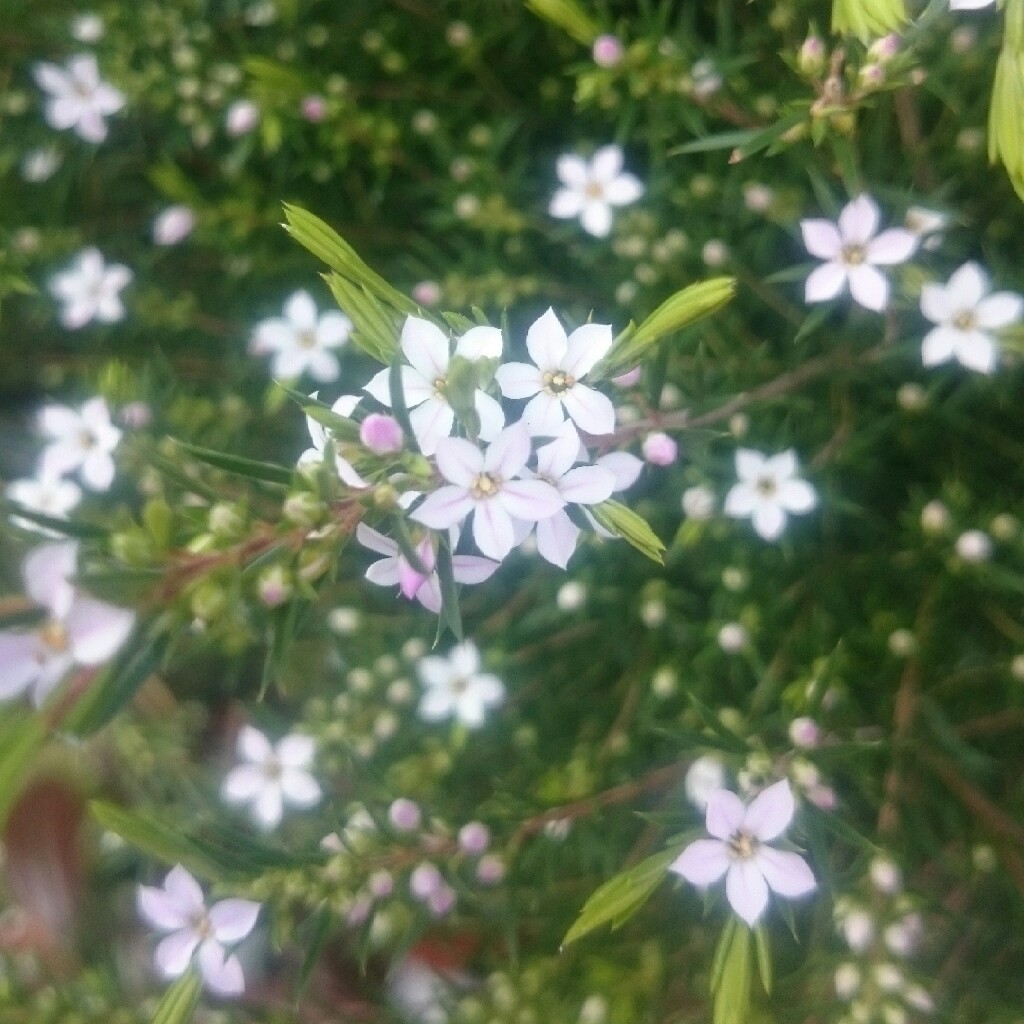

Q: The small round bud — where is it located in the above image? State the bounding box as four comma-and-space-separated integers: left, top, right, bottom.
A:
684, 755, 726, 810
701, 239, 729, 267
920, 500, 951, 535
209, 502, 244, 537
258, 565, 292, 608
1012, 654, 1024, 682
789, 716, 821, 749
389, 798, 422, 832
360, 413, 405, 455
874, 963, 904, 993
556, 581, 587, 612
798, 36, 827, 75
897, 382, 927, 411
682, 485, 715, 520
579, 994, 609, 1024
328, 606, 360, 634
904, 985, 934, 1012
835, 962, 861, 1000
592, 34, 624, 68
153, 205, 195, 246
300, 93, 327, 122
888, 629, 916, 658
840, 909, 875, 953
870, 857, 903, 894
742, 182, 774, 212
428, 882, 457, 917
369, 869, 394, 899
883, 912, 922, 957
476, 854, 506, 885
990, 513, 1018, 541
446, 20, 472, 46
225, 98, 260, 136
651, 666, 677, 699
388, 678, 414, 704
972, 843, 997, 872
955, 529, 992, 563
283, 491, 324, 528
409, 862, 442, 900
458, 821, 491, 855
611, 366, 642, 388
641, 431, 678, 466
728, 413, 748, 438
717, 622, 749, 654
412, 280, 441, 306
640, 600, 666, 628
722, 567, 748, 592
868, 33, 900, 62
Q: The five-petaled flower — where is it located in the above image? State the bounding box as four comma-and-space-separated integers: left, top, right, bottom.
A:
724, 448, 817, 541
5, 473, 82, 536
669, 779, 816, 927
495, 309, 616, 436
416, 640, 505, 727
410, 422, 564, 561
920, 261, 1023, 373
38, 397, 123, 491
50, 248, 132, 330
801, 195, 917, 311
250, 291, 352, 382
33, 54, 124, 143
221, 725, 322, 829
137, 865, 261, 997
549, 144, 644, 237
365, 315, 505, 456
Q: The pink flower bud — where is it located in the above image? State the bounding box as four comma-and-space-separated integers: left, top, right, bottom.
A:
225, 99, 260, 136
611, 366, 642, 388
300, 94, 327, 122
798, 36, 826, 75
389, 797, 422, 832
409, 862, 443, 901
152, 205, 195, 246
412, 280, 442, 307
789, 716, 821, 749
360, 413, 405, 455
120, 401, 152, 428
457, 821, 491, 855
475, 854, 505, 886
346, 895, 372, 926
641, 431, 677, 466
369, 869, 394, 899
427, 882, 457, 917
592, 34, 625, 68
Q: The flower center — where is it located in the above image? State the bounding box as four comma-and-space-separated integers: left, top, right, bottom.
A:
297, 328, 318, 349
952, 309, 977, 332
79, 429, 97, 450
191, 912, 213, 940
727, 829, 758, 860
470, 472, 501, 499
755, 475, 778, 498
449, 675, 470, 695
39, 620, 69, 653
432, 375, 448, 398
841, 244, 866, 266
264, 754, 282, 781
542, 369, 575, 395
584, 181, 606, 201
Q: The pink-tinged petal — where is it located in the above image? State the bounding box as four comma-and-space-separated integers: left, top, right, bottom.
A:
494, 361, 544, 400
280, 768, 321, 806
0, 633, 41, 700
163, 866, 206, 916
484, 422, 532, 478
726, 860, 770, 926
138, 884, 192, 932
558, 465, 616, 505
37, 403, 80, 439
537, 420, 582, 479
68, 55, 100, 85
65, 596, 134, 665
365, 556, 402, 587
334, 455, 368, 489
777, 479, 818, 514
847, 264, 889, 312
556, 154, 589, 188
471, 499, 514, 560
564, 323, 614, 377
411, 487, 476, 531
866, 228, 917, 266
561, 384, 616, 435
755, 847, 816, 898
499, 479, 565, 523
76, 109, 110, 143
752, 502, 787, 540
155, 930, 200, 978
317, 311, 352, 347
33, 62, 69, 94
451, 555, 500, 584
254, 785, 284, 828
800, 219, 842, 260
222, 764, 265, 803
415, 575, 443, 613
706, 789, 745, 839
838, 195, 880, 245
522, 391, 567, 435
668, 839, 730, 886
955, 332, 998, 373
409, 398, 455, 457
208, 899, 260, 943
947, 262, 987, 307
804, 262, 847, 304
30, 651, 73, 706
920, 282, 951, 324
525, 308, 568, 371
474, 390, 506, 442
536, 511, 580, 568
456, 325, 502, 360
356, 523, 398, 557
591, 144, 625, 182
436, 436, 484, 486
277, 734, 315, 767
743, 780, 796, 841
724, 482, 757, 517
605, 172, 644, 206
976, 292, 1023, 329
580, 201, 613, 238
549, 188, 585, 219
399, 560, 429, 600
198, 941, 246, 997
921, 326, 956, 366
599, 451, 643, 491
23, 541, 77, 614
401, 316, 450, 381
238, 725, 273, 763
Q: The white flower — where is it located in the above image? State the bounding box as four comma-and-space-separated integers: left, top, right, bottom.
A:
495, 309, 616, 436
668, 780, 816, 927
685, 755, 727, 810
21, 147, 62, 182
38, 397, 122, 490
920, 262, 1022, 373
221, 725, 322, 829
549, 144, 644, 237
949, 0, 994, 8
410, 422, 564, 561
250, 291, 351, 382
33, 55, 124, 143
296, 393, 367, 488
153, 205, 196, 246
137, 865, 260, 997
904, 206, 947, 250
356, 523, 498, 613
416, 641, 504, 727
0, 541, 135, 706
70, 13, 105, 42
724, 449, 817, 541
364, 316, 505, 456
50, 248, 132, 329
801, 195, 917, 311
5, 473, 82, 535
225, 98, 260, 136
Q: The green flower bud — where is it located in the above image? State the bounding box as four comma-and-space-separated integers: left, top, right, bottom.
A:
283, 491, 325, 528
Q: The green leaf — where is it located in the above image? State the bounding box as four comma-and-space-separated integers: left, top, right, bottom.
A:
434, 539, 464, 645
152, 969, 202, 1024
0, 499, 108, 539
589, 500, 665, 564
524, 0, 599, 43
712, 920, 752, 1024
173, 441, 294, 486
754, 923, 773, 995
561, 847, 678, 947
0, 712, 48, 829
325, 273, 401, 363
294, 903, 334, 1007
670, 129, 761, 156
277, 385, 360, 442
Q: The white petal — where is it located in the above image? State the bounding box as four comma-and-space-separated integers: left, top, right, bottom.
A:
706, 789, 745, 840
599, 451, 643, 491
838, 194, 879, 245
401, 316, 450, 382
536, 511, 579, 568
777, 479, 818, 514
751, 501, 787, 540
436, 436, 484, 486
498, 479, 565, 523
284, 291, 318, 330
317, 311, 351, 347
724, 482, 757, 518
409, 398, 454, 456
483, 422, 531, 478
198, 941, 246, 997
755, 847, 816, 898
955, 332, 998, 373
555, 154, 588, 188
365, 556, 402, 587
208, 900, 261, 942
847, 265, 889, 312
23, 541, 77, 614
356, 523, 398, 557
472, 499, 514, 560
66, 596, 134, 664
561, 385, 616, 435
277, 734, 315, 767
947, 262, 987, 307
522, 391, 567, 435
474, 390, 506, 441
238, 724, 273, 763
411, 487, 476, 531
254, 785, 284, 828
451, 555, 500, 584
455, 325, 502, 360
163, 866, 206, 916
280, 768, 322, 806
921, 326, 956, 366
604, 173, 644, 206
919, 282, 951, 325
221, 765, 265, 803
804, 262, 847, 304
549, 188, 585, 219
564, 323, 614, 377
668, 839, 730, 886
976, 292, 1023, 329
800, 219, 842, 260
580, 201, 613, 237
137, 886, 190, 932
495, 361, 543, 400
526, 308, 569, 371
866, 229, 917, 266
155, 930, 200, 978
743, 780, 795, 841
726, 860, 770, 926
558, 465, 615, 505
0, 633, 41, 700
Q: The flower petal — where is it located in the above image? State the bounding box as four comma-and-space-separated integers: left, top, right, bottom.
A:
411, 487, 476, 531
847, 264, 889, 312
804, 262, 847, 304
564, 323, 614, 377
954, 332, 998, 373
281, 768, 322, 807
474, 390, 506, 442
277, 734, 315, 767
222, 765, 266, 803
668, 839, 730, 887
838, 195, 879, 245
525, 309, 568, 371
409, 397, 455, 456
919, 282, 951, 325
137, 886, 190, 932
866, 228, 917, 266
436, 436, 484, 487
536, 511, 580, 568
976, 292, 1023, 329
800, 219, 842, 260
726, 860, 770, 926
401, 316, 450, 381
558, 465, 616, 505
208, 899, 261, 943
65, 596, 134, 665
743, 780, 795, 841
561, 384, 616, 435
498, 479, 565, 523
495, 361, 543, 400
947, 262, 987, 307
706, 789, 746, 839
921, 326, 956, 366
356, 523, 398, 557
155, 930, 200, 978
471, 499, 514, 560
604, 172, 644, 206
238, 724, 273, 763
580, 201, 613, 237
755, 847, 816, 898
751, 501, 787, 540
198, 940, 246, 997
483, 422, 531, 478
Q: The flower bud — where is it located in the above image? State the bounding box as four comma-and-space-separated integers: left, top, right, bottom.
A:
225, 98, 260, 136
789, 716, 821, 748
870, 857, 903, 894
409, 862, 443, 900
476, 854, 506, 885
389, 798, 422, 832
641, 431, 678, 466
955, 529, 992, 564
684, 755, 726, 810
592, 33, 625, 67
682, 484, 715, 520
717, 622, 748, 653
153, 204, 196, 246
258, 565, 293, 608
283, 491, 324, 528
920, 500, 951, 535
458, 821, 491, 855
208, 502, 244, 537
300, 93, 327, 122
798, 36, 827, 76
360, 413, 405, 455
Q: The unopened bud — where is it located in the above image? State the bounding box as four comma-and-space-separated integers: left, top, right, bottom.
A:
642, 431, 678, 466
258, 565, 292, 608
360, 413, 404, 455
798, 36, 827, 76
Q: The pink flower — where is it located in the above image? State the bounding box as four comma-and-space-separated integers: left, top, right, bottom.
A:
592, 34, 625, 67
642, 431, 678, 466
801, 195, 917, 311
33, 55, 124, 143
359, 413, 405, 455
669, 780, 816, 927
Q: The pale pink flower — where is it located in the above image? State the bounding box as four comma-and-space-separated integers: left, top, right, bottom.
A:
642, 431, 678, 466
296, 394, 367, 488
153, 205, 196, 246
494, 309, 616, 436
801, 195, 917, 311
920, 261, 1022, 373
33, 55, 124, 143
410, 423, 563, 561
416, 640, 504, 727
137, 865, 260, 997
359, 413, 404, 455
592, 34, 625, 67
250, 291, 351, 382
364, 316, 505, 456
724, 449, 817, 541
669, 780, 816, 927
50, 248, 132, 329
225, 98, 260, 136
38, 397, 122, 490
549, 145, 643, 237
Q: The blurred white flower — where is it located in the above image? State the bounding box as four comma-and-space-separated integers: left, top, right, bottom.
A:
137, 865, 260, 997
549, 144, 643, 237
950, 0, 994, 8
250, 291, 351, 382
5, 473, 82, 535
225, 98, 260, 136
416, 641, 505, 727
221, 725, 322, 829
724, 448, 817, 541
33, 55, 124, 143
38, 397, 122, 490
21, 147, 62, 182
70, 13, 104, 42
153, 205, 196, 245
50, 247, 132, 329
684, 755, 727, 810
